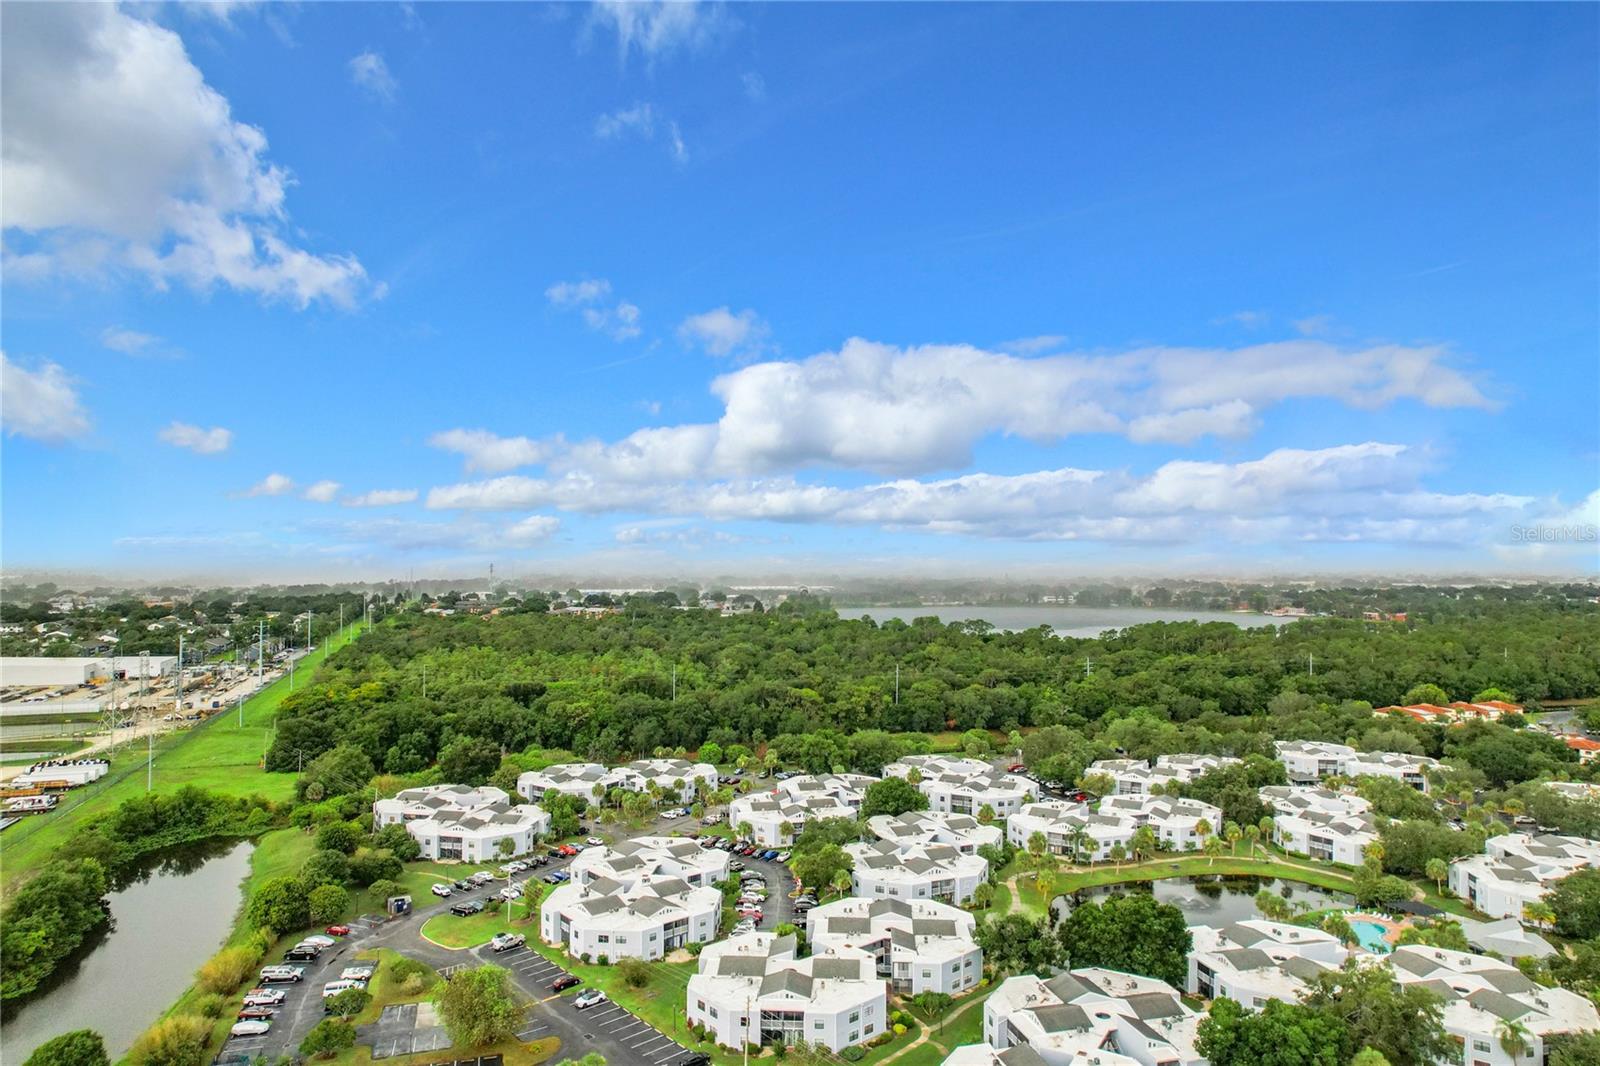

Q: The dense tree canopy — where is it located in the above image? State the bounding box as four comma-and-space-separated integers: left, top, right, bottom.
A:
1197, 998, 1346, 1066
1055, 893, 1191, 986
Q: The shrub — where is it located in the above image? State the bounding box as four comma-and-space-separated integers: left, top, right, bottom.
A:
126, 1015, 211, 1066
618, 956, 651, 988
389, 956, 429, 981
369, 877, 403, 902
401, 973, 426, 996
193, 993, 226, 1018
840, 1046, 866, 1061
299, 1019, 356, 1059
197, 944, 261, 994
893, 1023, 907, 1036
325, 987, 371, 1017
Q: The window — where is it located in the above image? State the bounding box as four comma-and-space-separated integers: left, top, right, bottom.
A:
849, 1011, 860, 1023
865, 1023, 875, 1035
1473, 1041, 1490, 1053
814, 1021, 824, 1030
850, 1032, 859, 1043
696, 1001, 705, 1011
597, 935, 610, 944
709, 1006, 718, 1019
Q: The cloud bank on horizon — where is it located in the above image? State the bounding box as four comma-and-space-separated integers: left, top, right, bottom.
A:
1, 0, 1595, 579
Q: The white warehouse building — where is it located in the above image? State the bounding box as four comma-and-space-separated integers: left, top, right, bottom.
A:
372, 784, 549, 862
541, 836, 729, 961
806, 896, 982, 996
687, 932, 888, 1052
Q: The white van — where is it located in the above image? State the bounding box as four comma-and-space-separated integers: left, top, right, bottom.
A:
322, 979, 362, 998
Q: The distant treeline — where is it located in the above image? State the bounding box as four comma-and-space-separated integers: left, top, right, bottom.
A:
263, 603, 1600, 772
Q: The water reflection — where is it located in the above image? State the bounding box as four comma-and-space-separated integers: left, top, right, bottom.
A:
1051, 875, 1355, 926
1, 837, 256, 1062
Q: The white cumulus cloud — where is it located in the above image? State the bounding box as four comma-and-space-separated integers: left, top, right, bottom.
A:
246, 472, 296, 497
678, 306, 770, 359
158, 421, 232, 454
348, 50, 397, 101
302, 480, 342, 503
589, 0, 721, 62
100, 327, 158, 355
344, 488, 420, 507
0, 352, 91, 443
428, 429, 549, 473
1, 4, 372, 308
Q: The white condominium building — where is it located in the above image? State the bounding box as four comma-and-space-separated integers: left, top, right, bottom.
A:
1097, 795, 1223, 852
1274, 741, 1437, 792
1154, 753, 1241, 780
516, 762, 618, 805
687, 932, 888, 1052
1088, 759, 1184, 797
1388, 945, 1600, 1066
371, 784, 549, 862
1546, 780, 1600, 801
1344, 750, 1440, 792
885, 755, 1039, 818
1270, 808, 1379, 866
975, 968, 1204, 1066
1449, 833, 1600, 920
867, 811, 1003, 855
729, 790, 855, 847
1274, 741, 1358, 783
775, 773, 879, 812
846, 838, 989, 904
617, 758, 718, 802
1006, 800, 1134, 862
1258, 785, 1372, 820
806, 896, 981, 996
1186, 920, 1347, 1007
541, 836, 729, 961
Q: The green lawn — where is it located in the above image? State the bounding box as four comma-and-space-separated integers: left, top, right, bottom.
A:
1, 624, 364, 894
422, 896, 537, 948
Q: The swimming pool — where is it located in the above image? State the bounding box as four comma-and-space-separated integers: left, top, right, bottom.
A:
1350, 919, 1393, 953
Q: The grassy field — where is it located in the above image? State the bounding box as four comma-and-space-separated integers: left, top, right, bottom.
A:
422, 896, 537, 948
1, 623, 363, 893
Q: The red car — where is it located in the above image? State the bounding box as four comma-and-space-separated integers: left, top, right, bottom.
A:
558, 844, 578, 857
552, 974, 582, 992
237, 1007, 277, 1020
325, 925, 351, 936
1007, 764, 1026, 773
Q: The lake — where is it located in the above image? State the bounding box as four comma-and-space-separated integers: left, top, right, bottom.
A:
1052, 874, 1355, 926
850, 604, 1276, 638
1, 837, 256, 1062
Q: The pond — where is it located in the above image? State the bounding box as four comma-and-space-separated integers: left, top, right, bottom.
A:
1051, 874, 1356, 927
1, 837, 256, 1062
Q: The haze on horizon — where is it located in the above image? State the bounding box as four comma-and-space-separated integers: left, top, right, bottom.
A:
2, 2, 1596, 583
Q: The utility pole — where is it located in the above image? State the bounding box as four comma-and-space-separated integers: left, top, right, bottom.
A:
177, 634, 184, 711
147, 729, 153, 792
422, 663, 428, 700
1085, 656, 1093, 678
1308, 652, 1315, 677
257, 619, 264, 686
238, 694, 244, 728
672, 664, 677, 703
895, 663, 900, 705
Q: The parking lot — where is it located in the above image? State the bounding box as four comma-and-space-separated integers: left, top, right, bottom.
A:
478, 942, 696, 1066
219, 929, 368, 1063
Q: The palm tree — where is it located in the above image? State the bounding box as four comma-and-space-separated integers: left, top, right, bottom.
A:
1067, 825, 1091, 867
1027, 830, 1048, 869
1203, 835, 1224, 867
1130, 826, 1157, 864
1244, 825, 1261, 856
1257, 816, 1275, 851
1224, 822, 1242, 856
1425, 858, 1449, 895
737, 821, 754, 842
1363, 840, 1386, 869
977, 803, 997, 824
1194, 818, 1212, 859
1496, 1017, 1531, 1060
1523, 901, 1555, 930
1109, 842, 1126, 870
829, 868, 853, 898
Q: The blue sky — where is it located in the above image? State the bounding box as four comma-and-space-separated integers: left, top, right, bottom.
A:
2, 1, 1596, 582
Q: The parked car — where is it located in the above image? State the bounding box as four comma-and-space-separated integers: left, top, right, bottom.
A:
543, 872, 564, 884
586, 836, 604, 846
775, 852, 791, 863
533, 855, 550, 866
547, 847, 565, 858
492, 932, 527, 952
558, 844, 578, 857
573, 988, 608, 1010
498, 886, 523, 900
762, 850, 779, 861
451, 900, 486, 916
672, 1053, 713, 1066
472, 871, 496, 884
243, 989, 287, 1007
730, 860, 745, 871
231, 1019, 272, 1037
552, 974, 582, 992
341, 965, 377, 981
301, 935, 336, 947
323, 979, 363, 998
325, 925, 351, 936
431, 883, 453, 897
236, 1006, 277, 1020
284, 946, 321, 962
258, 966, 305, 984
